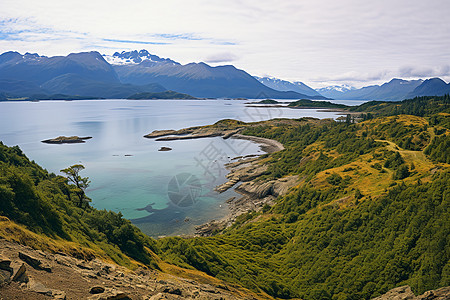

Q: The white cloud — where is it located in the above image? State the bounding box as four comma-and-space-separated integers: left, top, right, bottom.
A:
399, 65, 450, 78
0, 0, 449, 87
204, 52, 238, 64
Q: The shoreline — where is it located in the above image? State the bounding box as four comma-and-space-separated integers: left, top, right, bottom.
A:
230, 134, 284, 153
144, 122, 295, 237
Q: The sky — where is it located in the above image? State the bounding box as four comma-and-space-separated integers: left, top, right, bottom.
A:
0, 0, 449, 88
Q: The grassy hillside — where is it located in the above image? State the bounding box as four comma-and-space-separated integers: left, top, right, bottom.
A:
156, 98, 450, 299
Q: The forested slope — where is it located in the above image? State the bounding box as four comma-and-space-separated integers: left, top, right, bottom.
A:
157, 97, 450, 299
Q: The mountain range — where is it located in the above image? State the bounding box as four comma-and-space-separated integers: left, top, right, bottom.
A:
254, 76, 321, 97
0, 49, 449, 100
0, 51, 165, 99
317, 78, 450, 100
109, 51, 327, 99
0, 50, 324, 100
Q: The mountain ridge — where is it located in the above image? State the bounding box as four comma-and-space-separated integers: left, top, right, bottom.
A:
0, 50, 322, 100
1, 50, 449, 100
254, 76, 322, 97
317, 78, 450, 101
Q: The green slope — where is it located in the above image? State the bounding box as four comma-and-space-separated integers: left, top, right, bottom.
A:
0, 143, 159, 268
156, 97, 450, 299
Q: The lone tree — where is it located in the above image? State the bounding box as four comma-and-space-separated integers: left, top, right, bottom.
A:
61, 164, 91, 208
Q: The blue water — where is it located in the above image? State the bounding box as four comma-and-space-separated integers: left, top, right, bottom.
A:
0, 99, 359, 236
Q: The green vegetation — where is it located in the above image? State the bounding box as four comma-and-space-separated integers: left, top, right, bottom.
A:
158, 171, 449, 299
424, 134, 450, 163
60, 164, 91, 208
127, 90, 198, 100
256, 99, 280, 104
287, 99, 348, 109
0, 143, 158, 268
350, 95, 450, 118
242, 120, 380, 180
156, 97, 450, 299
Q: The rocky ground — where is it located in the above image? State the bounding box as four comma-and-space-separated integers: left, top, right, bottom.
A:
0, 239, 263, 300
371, 285, 450, 300
1, 237, 449, 300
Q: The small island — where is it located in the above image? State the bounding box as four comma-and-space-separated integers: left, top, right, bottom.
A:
287, 99, 348, 109
41, 136, 92, 144
255, 99, 280, 104
158, 146, 172, 151
127, 90, 198, 100
245, 98, 350, 111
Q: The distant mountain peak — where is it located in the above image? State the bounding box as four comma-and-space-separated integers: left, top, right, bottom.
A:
407, 77, 450, 98
386, 78, 423, 85
424, 77, 446, 83
103, 49, 179, 66
317, 84, 356, 93
254, 76, 321, 97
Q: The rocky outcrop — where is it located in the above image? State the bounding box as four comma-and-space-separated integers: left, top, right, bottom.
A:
197, 154, 299, 236
87, 288, 130, 300
144, 130, 183, 138
144, 124, 242, 142
371, 285, 450, 300
11, 261, 27, 282
19, 251, 52, 272
158, 147, 172, 151
0, 239, 262, 299
27, 278, 66, 299
42, 136, 92, 144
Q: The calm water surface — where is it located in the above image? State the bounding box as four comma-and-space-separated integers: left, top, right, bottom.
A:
0, 99, 365, 236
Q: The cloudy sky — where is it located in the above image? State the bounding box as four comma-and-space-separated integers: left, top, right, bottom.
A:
1, 0, 449, 88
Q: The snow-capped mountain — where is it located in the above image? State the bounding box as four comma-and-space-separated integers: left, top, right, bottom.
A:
103, 50, 178, 65
317, 79, 427, 101
254, 76, 322, 97
316, 85, 356, 99
322, 84, 356, 92
0, 50, 165, 98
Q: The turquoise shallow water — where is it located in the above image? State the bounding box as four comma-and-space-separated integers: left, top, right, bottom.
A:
0, 99, 365, 236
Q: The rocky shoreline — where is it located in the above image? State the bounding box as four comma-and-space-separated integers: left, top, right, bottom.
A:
195, 156, 299, 236
143, 121, 296, 237
230, 134, 284, 153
